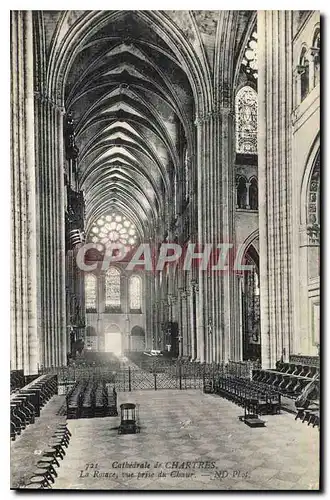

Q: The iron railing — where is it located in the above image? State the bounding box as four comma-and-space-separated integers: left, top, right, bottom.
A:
39, 359, 261, 392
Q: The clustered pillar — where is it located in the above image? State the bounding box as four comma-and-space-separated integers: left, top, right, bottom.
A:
194, 108, 235, 364
258, 10, 293, 368
11, 11, 67, 373
34, 95, 67, 368
11, 11, 39, 374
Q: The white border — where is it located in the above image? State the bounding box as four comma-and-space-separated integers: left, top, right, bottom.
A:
1, 4, 328, 500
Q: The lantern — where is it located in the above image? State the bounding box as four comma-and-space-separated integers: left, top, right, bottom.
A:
118, 403, 140, 434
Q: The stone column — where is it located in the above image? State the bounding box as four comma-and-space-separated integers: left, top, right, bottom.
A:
195, 106, 235, 364
189, 281, 197, 360
307, 48, 316, 92
33, 92, 67, 368
194, 283, 203, 362
181, 291, 189, 357
11, 11, 39, 374
56, 107, 67, 365
144, 273, 152, 350
121, 274, 129, 352
293, 66, 303, 108
258, 11, 293, 368
185, 288, 192, 358
98, 274, 105, 351
236, 275, 244, 361
309, 46, 320, 88
154, 300, 159, 349
246, 182, 251, 209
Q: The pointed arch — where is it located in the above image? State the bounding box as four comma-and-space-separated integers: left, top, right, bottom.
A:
47, 10, 212, 119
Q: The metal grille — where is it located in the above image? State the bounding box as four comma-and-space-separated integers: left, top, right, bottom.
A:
155, 372, 180, 390
114, 370, 130, 392
39, 360, 260, 392
131, 371, 155, 390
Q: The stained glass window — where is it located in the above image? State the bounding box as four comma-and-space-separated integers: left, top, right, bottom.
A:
308, 153, 320, 226
85, 274, 97, 311
129, 275, 142, 310
235, 86, 258, 154
105, 267, 121, 309
241, 29, 258, 79
88, 212, 137, 250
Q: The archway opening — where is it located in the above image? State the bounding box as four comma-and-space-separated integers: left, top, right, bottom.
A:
105, 326, 122, 355
242, 244, 260, 361
130, 326, 145, 352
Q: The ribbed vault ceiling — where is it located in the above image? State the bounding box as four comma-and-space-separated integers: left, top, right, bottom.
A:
64, 11, 194, 242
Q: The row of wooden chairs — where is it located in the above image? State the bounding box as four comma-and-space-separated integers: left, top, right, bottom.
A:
205, 375, 281, 416
66, 379, 118, 419
252, 370, 310, 398
66, 380, 88, 419
24, 423, 72, 489
11, 374, 58, 441
275, 361, 318, 379
295, 405, 320, 429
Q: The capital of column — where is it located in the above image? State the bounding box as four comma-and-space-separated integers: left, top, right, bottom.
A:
307, 46, 319, 61
34, 91, 65, 114
194, 107, 234, 127
194, 110, 220, 126
170, 294, 177, 304
293, 64, 305, 77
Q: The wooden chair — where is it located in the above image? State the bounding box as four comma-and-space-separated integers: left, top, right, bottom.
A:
36, 460, 58, 477
26, 474, 52, 489
44, 444, 65, 460
33, 466, 55, 484
41, 450, 60, 468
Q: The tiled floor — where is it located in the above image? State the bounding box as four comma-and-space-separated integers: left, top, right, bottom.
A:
46, 389, 320, 491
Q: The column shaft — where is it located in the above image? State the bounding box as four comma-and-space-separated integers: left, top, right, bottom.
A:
258, 10, 293, 367
11, 11, 39, 374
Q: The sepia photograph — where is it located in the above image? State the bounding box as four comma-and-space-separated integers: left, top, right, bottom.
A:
10, 9, 321, 491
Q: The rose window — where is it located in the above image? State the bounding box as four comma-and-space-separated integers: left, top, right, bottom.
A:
89, 213, 137, 250
241, 29, 258, 79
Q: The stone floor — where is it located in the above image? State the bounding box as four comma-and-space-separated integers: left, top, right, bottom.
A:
10, 396, 67, 488
43, 389, 320, 491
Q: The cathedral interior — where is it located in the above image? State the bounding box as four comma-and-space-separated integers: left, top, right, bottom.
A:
11, 10, 320, 490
